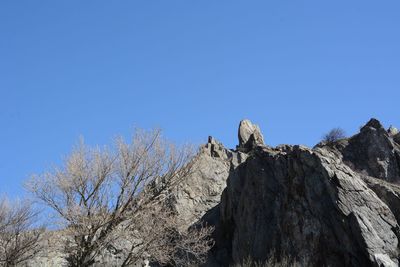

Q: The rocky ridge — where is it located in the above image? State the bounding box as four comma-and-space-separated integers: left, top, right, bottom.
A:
172, 118, 400, 267
25, 118, 400, 267
206, 118, 400, 267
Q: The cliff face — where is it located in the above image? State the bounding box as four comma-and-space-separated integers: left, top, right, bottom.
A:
170, 136, 247, 228
331, 118, 400, 183
205, 119, 400, 267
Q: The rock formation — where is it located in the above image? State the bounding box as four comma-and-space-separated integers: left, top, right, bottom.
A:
334, 118, 400, 183
237, 119, 265, 152
207, 118, 400, 267
170, 136, 247, 228
24, 118, 400, 267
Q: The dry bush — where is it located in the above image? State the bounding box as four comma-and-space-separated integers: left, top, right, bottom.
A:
322, 128, 346, 143
27, 129, 213, 267
232, 253, 306, 267
0, 198, 45, 267
116, 203, 214, 267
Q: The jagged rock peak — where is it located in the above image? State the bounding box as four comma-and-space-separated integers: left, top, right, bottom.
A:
237, 119, 264, 152
204, 136, 226, 158
361, 118, 384, 131
207, 135, 218, 145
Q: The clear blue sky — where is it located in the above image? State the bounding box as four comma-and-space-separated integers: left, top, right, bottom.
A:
1, 1, 399, 198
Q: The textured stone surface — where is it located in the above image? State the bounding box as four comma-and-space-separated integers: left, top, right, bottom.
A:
237, 119, 264, 152
170, 136, 246, 228
394, 133, 400, 145
362, 175, 400, 224
332, 118, 400, 183
214, 144, 399, 267
208, 118, 400, 267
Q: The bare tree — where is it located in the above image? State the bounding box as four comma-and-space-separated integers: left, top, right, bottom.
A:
117, 202, 214, 267
0, 198, 45, 267
27, 129, 213, 267
322, 128, 346, 143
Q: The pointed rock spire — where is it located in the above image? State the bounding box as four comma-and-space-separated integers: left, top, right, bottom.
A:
237, 119, 264, 152
361, 118, 384, 131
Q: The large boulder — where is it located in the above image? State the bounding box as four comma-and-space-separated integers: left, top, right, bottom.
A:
237, 120, 265, 152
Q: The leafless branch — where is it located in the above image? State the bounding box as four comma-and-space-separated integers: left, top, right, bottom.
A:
0, 198, 45, 267
27, 128, 212, 267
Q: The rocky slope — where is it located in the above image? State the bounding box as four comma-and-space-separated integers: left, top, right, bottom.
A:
199, 118, 400, 267
170, 119, 265, 228
170, 136, 247, 229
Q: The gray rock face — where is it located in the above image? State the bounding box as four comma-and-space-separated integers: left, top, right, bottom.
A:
170, 136, 246, 228
208, 118, 400, 267
394, 133, 400, 145
332, 118, 400, 183
237, 120, 264, 152
215, 145, 399, 267
362, 175, 400, 224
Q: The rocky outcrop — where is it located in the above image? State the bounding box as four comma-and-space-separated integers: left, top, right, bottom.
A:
170, 136, 247, 228
214, 145, 399, 266
343, 119, 400, 182
362, 175, 400, 225
237, 120, 265, 152
317, 118, 400, 183
210, 118, 400, 267
24, 118, 400, 267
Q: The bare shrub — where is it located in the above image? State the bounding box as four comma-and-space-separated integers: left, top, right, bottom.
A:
117, 203, 214, 267
27, 129, 213, 267
0, 198, 45, 267
322, 128, 346, 143
232, 255, 304, 267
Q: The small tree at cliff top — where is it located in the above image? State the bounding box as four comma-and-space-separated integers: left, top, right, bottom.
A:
322, 128, 346, 143
27, 129, 213, 267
